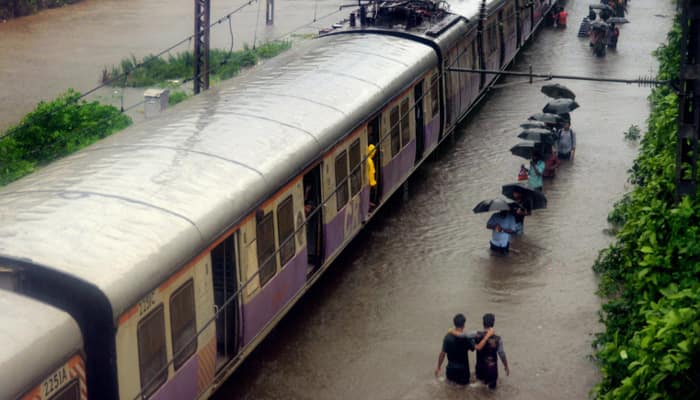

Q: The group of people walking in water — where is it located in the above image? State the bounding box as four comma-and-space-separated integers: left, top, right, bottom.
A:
486, 99, 577, 256
449, 84, 577, 388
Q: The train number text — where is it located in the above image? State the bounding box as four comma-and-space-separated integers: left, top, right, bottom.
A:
42, 367, 69, 398
139, 291, 156, 316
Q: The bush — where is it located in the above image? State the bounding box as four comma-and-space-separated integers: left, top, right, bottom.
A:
101, 41, 292, 87
168, 91, 189, 106
592, 16, 700, 399
623, 124, 641, 141
0, 89, 131, 185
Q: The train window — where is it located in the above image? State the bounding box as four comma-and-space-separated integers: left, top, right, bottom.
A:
334, 150, 349, 210
48, 379, 80, 400
349, 139, 362, 196
489, 24, 498, 53
389, 106, 400, 157
257, 212, 277, 286
170, 280, 197, 371
277, 196, 296, 266
138, 305, 167, 399
430, 74, 439, 117
471, 41, 477, 69
400, 98, 410, 147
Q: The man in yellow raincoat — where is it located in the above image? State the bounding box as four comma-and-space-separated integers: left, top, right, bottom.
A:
367, 144, 377, 208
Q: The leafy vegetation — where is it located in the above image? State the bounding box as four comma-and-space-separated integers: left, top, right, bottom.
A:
0, 0, 79, 19
168, 90, 189, 106
623, 124, 641, 141
0, 89, 131, 185
592, 17, 700, 399
101, 42, 291, 88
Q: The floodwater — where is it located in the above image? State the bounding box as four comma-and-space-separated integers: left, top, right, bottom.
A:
0, 0, 347, 131
213, 0, 675, 399
0, 0, 675, 398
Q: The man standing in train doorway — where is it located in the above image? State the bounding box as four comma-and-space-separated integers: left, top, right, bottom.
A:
367, 144, 378, 210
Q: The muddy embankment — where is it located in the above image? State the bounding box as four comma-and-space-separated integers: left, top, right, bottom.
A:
0, 0, 79, 20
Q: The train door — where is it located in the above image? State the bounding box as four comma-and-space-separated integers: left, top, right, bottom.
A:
211, 234, 240, 368
303, 166, 324, 276
413, 80, 425, 163
498, 10, 506, 67
367, 115, 382, 206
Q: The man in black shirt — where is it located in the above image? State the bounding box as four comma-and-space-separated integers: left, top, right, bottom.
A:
474, 313, 510, 389
435, 314, 494, 385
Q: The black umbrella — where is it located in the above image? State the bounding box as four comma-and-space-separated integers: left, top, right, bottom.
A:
529, 112, 565, 124
608, 17, 629, 24
502, 183, 548, 210
543, 99, 580, 115
518, 129, 558, 144
520, 121, 551, 130
541, 83, 576, 100
590, 20, 609, 31
472, 198, 514, 214
510, 141, 552, 160
589, 4, 615, 12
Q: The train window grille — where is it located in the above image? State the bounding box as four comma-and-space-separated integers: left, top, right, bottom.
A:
256, 212, 277, 287
349, 139, 362, 196
334, 151, 349, 210
400, 98, 410, 147
471, 41, 477, 69
389, 106, 401, 157
47, 379, 80, 400
137, 305, 167, 399
170, 279, 197, 371
276, 196, 296, 266
430, 74, 439, 118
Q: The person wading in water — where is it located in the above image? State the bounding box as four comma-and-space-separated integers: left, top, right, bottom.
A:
474, 313, 510, 389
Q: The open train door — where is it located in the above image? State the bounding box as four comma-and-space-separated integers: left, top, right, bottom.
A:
367, 115, 382, 207
303, 166, 324, 277
211, 234, 240, 369
498, 10, 506, 67
414, 80, 425, 163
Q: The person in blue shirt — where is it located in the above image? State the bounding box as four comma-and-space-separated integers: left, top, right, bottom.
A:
487, 210, 517, 254
528, 151, 545, 192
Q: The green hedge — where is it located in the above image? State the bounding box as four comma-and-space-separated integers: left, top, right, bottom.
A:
592, 18, 700, 399
0, 89, 131, 185
101, 42, 292, 88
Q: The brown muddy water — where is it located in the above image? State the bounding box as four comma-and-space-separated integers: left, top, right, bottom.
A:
0, 0, 676, 398
0, 0, 347, 131
212, 0, 675, 399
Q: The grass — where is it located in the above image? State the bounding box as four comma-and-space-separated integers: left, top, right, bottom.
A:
101, 41, 292, 88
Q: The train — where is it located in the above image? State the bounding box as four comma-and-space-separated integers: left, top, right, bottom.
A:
0, 0, 553, 398
0, 290, 87, 400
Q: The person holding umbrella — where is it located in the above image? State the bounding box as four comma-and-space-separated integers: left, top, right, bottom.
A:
557, 121, 576, 160
510, 188, 532, 235
486, 210, 517, 254
528, 151, 545, 192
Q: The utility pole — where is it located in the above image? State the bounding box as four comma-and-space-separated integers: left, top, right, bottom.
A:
675, 0, 700, 200
194, 0, 211, 94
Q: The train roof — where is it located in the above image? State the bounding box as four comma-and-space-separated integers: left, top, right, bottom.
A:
0, 290, 83, 399
0, 33, 437, 320
318, 0, 507, 39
